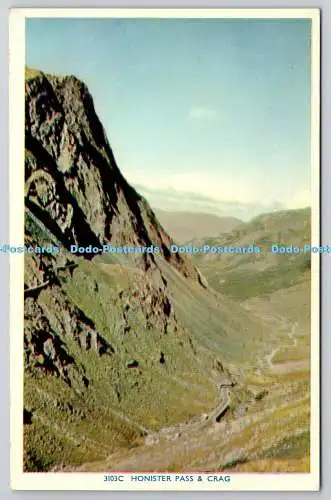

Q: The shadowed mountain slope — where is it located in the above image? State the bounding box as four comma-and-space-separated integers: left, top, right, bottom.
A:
23, 68, 271, 471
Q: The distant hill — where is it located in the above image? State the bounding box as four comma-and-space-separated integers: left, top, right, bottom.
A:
191, 207, 311, 301
22, 67, 311, 475
154, 209, 242, 244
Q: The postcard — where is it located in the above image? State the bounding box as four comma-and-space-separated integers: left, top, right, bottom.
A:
9, 8, 320, 491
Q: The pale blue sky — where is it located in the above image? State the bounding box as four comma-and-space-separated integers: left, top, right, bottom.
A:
26, 18, 311, 220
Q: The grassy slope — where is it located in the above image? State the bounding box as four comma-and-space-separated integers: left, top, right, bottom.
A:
24, 210, 271, 471
24, 256, 217, 470
192, 207, 311, 300
23, 69, 312, 473
50, 255, 311, 473
156, 256, 270, 365
24, 206, 312, 473
70, 367, 310, 473
154, 207, 313, 473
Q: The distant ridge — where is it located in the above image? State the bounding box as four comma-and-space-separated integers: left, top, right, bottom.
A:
154, 208, 242, 244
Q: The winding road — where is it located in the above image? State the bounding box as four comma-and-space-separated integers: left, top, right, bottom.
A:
144, 384, 232, 447
265, 321, 299, 371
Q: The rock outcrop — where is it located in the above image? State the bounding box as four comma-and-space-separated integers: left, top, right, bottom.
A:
25, 69, 203, 282
23, 68, 220, 472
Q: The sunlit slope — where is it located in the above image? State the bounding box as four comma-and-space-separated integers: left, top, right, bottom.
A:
23, 67, 312, 474
156, 255, 270, 364
192, 208, 311, 300
24, 215, 273, 472
24, 237, 220, 470
23, 68, 223, 471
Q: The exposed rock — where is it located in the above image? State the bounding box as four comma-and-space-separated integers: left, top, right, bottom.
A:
23, 68, 221, 472
23, 409, 33, 425
25, 70, 202, 281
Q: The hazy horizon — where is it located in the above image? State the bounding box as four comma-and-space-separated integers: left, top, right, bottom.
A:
152, 204, 311, 222
26, 17, 312, 220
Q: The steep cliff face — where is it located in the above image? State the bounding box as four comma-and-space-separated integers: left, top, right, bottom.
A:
23, 69, 222, 471
23, 69, 269, 473
25, 69, 203, 282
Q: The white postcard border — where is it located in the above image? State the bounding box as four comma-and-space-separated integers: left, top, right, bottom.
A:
9, 7, 320, 491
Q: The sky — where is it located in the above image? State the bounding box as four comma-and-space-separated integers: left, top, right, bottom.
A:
26, 17, 312, 221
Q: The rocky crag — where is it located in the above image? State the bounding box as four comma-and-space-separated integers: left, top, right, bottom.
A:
23, 68, 268, 471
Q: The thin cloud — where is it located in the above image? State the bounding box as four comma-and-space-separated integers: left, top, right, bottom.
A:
133, 183, 287, 221
188, 106, 218, 121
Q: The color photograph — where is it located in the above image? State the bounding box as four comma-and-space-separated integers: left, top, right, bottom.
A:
9, 8, 320, 491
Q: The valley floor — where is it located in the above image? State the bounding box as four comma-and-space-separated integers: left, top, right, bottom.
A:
56, 297, 311, 473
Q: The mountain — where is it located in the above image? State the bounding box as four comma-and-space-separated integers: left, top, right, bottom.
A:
154, 209, 242, 244
23, 68, 311, 474
23, 68, 269, 471
190, 207, 312, 467
191, 208, 311, 301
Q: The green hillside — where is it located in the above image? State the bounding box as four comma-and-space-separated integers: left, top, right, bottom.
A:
192, 208, 311, 300
23, 68, 312, 474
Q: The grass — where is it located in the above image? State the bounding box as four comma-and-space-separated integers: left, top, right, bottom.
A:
26, 242, 297, 471
74, 354, 311, 474
23, 70, 312, 472
272, 345, 310, 365
191, 207, 311, 302
24, 369, 144, 470
24, 248, 226, 470
263, 431, 310, 459
222, 456, 310, 473
156, 256, 271, 364
202, 255, 310, 301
